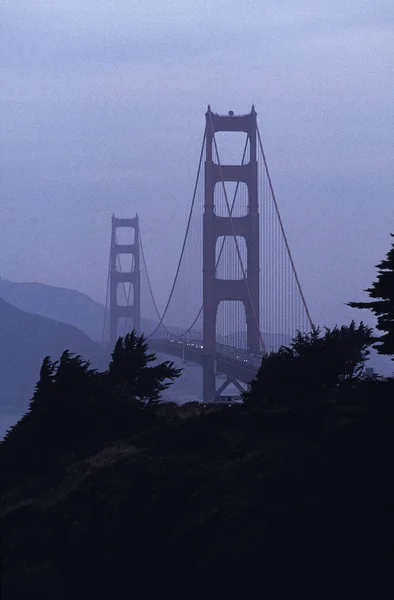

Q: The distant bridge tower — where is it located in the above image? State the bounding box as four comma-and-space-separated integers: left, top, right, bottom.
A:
203, 107, 260, 401
110, 214, 140, 345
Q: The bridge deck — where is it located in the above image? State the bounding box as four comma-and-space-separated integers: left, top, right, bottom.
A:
149, 338, 261, 384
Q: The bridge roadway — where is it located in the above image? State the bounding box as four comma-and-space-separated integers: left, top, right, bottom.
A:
148, 337, 262, 385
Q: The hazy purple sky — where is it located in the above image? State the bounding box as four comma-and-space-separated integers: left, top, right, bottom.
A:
1, 1, 393, 332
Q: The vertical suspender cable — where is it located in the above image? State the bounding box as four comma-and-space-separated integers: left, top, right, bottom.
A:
256, 125, 313, 331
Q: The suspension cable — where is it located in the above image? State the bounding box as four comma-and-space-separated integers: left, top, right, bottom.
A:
208, 110, 267, 354
177, 133, 250, 338
139, 226, 172, 335
102, 226, 136, 342
105, 228, 139, 338
256, 125, 313, 329
146, 130, 206, 339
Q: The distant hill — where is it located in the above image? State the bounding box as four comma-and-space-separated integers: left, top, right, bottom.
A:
0, 279, 291, 352
0, 298, 107, 412
0, 278, 158, 342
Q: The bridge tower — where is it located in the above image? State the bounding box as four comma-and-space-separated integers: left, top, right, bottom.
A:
109, 214, 140, 345
203, 107, 260, 401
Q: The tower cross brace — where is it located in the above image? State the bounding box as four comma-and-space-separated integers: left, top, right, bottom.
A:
202, 107, 260, 401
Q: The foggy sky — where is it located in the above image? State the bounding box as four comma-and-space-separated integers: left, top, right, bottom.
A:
1, 1, 393, 334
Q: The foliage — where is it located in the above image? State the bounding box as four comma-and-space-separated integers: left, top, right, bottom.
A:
108, 331, 181, 405
28, 355, 57, 413
1, 332, 181, 480
3, 325, 394, 595
243, 321, 374, 406
348, 233, 394, 359
2, 377, 394, 597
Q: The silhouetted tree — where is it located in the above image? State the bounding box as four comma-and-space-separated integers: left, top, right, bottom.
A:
1, 333, 181, 476
107, 331, 182, 405
27, 355, 57, 413
244, 321, 374, 407
48, 351, 101, 436
348, 233, 394, 359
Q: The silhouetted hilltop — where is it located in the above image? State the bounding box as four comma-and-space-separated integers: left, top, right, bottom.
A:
1, 314, 394, 595
2, 397, 394, 596
0, 297, 106, 411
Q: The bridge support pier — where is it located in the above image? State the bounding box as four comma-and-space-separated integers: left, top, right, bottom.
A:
202, 106, 260, 402
215, 377, 245, 397
202, 353, 216, 402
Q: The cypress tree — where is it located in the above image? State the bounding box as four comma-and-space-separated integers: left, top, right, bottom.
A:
348, 234, 394, 359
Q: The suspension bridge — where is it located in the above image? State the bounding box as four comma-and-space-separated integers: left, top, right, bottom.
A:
103, 106, 313, 402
